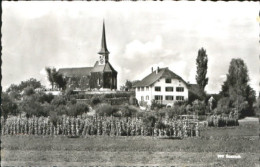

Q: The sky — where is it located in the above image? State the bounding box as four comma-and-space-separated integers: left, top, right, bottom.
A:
2, 1, 259, 94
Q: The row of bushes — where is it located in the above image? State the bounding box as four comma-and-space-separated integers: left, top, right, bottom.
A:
207, 115, 239, 127
1, 116, 200, 137
70, 91, 134, 100
77, 97, 130, 106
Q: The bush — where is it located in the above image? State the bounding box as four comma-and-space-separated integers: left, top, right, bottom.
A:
129, 95, 138, 106
50, 111, 60, 127
23, 86, 35, 96
120, 105, 140, 117
38, 93, 54, 104
54, 105, 68, 116
143, 114, 157, 128
67, 103, 89, 117
207, 115, 239, 127
91, 96, 102, 106
51, 96, 67, 106
151, 100, 164, 111
155, 121, 166, 129
95, 103, 119, 117
1, 93, 19, 119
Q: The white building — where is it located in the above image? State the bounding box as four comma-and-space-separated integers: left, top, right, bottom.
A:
133, 67, 189, 107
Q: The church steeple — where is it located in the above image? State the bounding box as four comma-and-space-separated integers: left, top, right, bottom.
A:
98, 21, 109, 63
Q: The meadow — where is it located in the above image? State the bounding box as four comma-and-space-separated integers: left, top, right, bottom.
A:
1, 117, 259, 166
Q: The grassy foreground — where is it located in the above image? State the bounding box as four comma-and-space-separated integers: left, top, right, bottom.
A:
1, 117, 259, 166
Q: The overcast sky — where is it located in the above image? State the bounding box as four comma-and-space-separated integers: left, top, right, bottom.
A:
2, 1, 259, 94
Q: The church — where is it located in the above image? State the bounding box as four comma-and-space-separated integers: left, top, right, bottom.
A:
58, 22, 118, 90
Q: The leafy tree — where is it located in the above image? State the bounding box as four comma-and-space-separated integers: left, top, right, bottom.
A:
125, 80, 133, 91
6, 78, 42, 94
95, 103, 119, 117
46, 67, 67, 90
51, 96, 67, 106
91, 95, 102, 106
1, 93, 19, 119
219, 58, 256, 118
37, 92, 54, 104
19, 95, 49, 118
120, 105, 139, 117
196, 48, 209, 92
23, 86, 35, 96
67, 103, 89, 117
54, 73, 67, 90
45, 67, 56, 90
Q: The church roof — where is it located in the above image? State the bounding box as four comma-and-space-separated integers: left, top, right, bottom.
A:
91, 61, 117, 73
58, 67, 92, 77
133, 67, 187, 87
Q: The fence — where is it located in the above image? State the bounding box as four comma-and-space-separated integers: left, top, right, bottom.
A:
1, 116, 200, 138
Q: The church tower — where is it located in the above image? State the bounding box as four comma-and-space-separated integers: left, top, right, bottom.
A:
89, 21, 118, 90
98, 21, 109, 65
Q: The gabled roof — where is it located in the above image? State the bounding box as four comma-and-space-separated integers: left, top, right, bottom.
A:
91, 61, 117, 73
133, 67, 187, 87
58, 67, 92, 77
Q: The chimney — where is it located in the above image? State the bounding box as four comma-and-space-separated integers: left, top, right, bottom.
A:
151, 67, 153, 73
156, 67, 159, 74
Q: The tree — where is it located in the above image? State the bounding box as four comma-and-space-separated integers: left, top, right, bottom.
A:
54, 73, 67, 90
23, 86, 35, 96
1, 93, 19, 119
196, 48, 209, 92
45, 67, 67, 90
125, 80, 132, 91
45, 67, 56, 90
219, 58, 256, 118
6, 78, 42, 93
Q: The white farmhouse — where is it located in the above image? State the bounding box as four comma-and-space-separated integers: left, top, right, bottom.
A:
133, 67, 189, 107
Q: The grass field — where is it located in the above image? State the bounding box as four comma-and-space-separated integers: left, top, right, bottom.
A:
1, 117, 259, 166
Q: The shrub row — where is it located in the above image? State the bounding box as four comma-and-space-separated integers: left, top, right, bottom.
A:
71, 92, 134, 100
207, 115, 239, 127
1, 116, 200, 137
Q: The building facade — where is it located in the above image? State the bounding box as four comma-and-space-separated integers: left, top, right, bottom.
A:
133, 67, 188, 106
58, 22, 117, 90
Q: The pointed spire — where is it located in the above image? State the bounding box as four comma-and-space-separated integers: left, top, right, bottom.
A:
98, 20, 110, 56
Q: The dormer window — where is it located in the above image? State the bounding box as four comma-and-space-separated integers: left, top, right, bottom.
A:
165, 78, 171, 83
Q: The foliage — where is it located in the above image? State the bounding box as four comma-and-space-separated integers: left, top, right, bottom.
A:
23, 86, 35, 96
125, 80, 133, 91
253, 97, 260, 117
49, 111, 60, 127
19, 95, 50, 118
45, 67, 67, 90
214, 97, 231, 115
120, 105, 140, 117
1, 93, 19, 119
207, 115, 239, 127
150, 100, 164, 111
45, 67, 56, 90
54, 73, 67, 90
95, 103, 119, 117
219, 58, 256, 118
91, 95, 103, 106
1, 115, 199, 137
129, 95, 138, 106
143, 114, 157, 128
196, 48, 208, 92
67, 103, 89, 117
6, 78, 42, 93
51, 96, 67, 106
192, 100, 208, 115
37, 92, 54, 104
